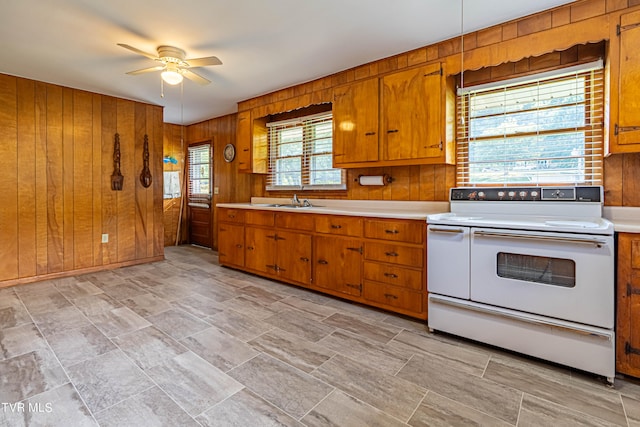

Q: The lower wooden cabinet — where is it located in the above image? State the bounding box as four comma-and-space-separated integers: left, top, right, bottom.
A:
218, 223, 244, 267
314, 235, 363, 297
217, 207, 427, 319
616, 232, 640, 378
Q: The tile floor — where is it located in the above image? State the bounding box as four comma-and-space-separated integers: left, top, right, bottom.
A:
1, 245, 639, 426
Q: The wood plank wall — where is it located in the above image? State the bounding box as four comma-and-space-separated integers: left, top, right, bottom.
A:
185, 114, 252, 250
227, 0, 640, 207
0, 74, 164, 286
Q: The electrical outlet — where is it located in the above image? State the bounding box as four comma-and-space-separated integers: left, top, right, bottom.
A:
101, 234, 109, 243
214, 187, 219, 195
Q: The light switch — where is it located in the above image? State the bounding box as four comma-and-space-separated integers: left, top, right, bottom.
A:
101, 234, 109, 243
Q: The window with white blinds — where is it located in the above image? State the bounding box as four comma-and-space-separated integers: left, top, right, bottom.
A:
187, 143, 211, 205
456, 61, 604, 186
266, 112, 345, 191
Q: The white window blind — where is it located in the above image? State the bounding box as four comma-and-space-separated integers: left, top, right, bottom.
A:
187, 144, 211, 205
266, 112, 345, 191
456, 62, 604, 186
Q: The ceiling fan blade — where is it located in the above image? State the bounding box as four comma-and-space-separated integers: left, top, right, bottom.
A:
118, 43, 159, 60
181, 69, 211, 85
126, 65, 165, 75
185, 56, 222, 67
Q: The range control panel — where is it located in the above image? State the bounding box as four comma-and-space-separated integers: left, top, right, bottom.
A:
450, 186, 603, 202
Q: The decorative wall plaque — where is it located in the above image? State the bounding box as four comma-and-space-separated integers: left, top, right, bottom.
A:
140, 134, 152, 188
111, 133, 124, 191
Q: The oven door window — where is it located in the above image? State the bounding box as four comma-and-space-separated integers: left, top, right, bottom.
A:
496, 252, 575, 288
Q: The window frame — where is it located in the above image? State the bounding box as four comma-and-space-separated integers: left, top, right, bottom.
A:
456, 61, 604, 187
266, 112, 346, 191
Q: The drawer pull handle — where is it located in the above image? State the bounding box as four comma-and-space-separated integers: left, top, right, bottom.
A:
318, 259, 329, 265
365, 131, 376, 136
346, 247, 363, 254
267, 234, 277, 239
384, 272, 398, 278
235, 244, 243, 249
387, 129, 399, 134
331, 224, 342, 229
243, 148, 249, 152
228, 214, 235, 218
346, 283, 362, 290
385, 252, 399, 257
384, 293, 398, 300
385, 229, 399, 234
247, 246, 254, 251
300, 257, 309, 262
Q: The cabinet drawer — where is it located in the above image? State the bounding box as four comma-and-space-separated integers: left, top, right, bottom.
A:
315, 215, 363, 237
276, 212, 315, 231
245, 210, 275, 226
363, 261, 423, 291
364, 242, 423, 267
363, 281, 423, 313
218, 208, 245, 223
364, 219, 424, 244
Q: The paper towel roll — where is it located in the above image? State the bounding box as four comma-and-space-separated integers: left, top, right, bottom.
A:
358, 175, 387, 186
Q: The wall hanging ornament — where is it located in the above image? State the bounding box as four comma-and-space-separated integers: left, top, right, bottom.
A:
111, 133, 124, 191
140, 134, 152, 188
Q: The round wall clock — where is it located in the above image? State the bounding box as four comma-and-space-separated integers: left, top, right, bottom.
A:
223, 143, 236, 162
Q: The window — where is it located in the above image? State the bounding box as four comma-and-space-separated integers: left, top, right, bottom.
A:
456, 61, 604, 186
266, 112, 345, 191
187, 143, 211, 205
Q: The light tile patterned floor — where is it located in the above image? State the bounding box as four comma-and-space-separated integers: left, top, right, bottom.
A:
1, 245, 639, 426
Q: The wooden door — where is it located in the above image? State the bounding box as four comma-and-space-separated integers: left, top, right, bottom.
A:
617, 233, 640, 378
332, 78, 380, 166
218, 223, 244, 267
613, 10, 640, 151
276, 230, 312, 285
314, 235, 362, 297
187, 142, 212, 247
245, 226, 277, 275
381, 63, 442, 161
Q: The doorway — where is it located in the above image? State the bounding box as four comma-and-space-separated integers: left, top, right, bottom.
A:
187, 141, 212, 248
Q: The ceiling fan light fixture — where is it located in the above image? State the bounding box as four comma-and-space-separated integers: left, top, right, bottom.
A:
161, 68, 183, 85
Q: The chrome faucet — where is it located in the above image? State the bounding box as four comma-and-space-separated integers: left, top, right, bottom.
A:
292, 193, 300, 206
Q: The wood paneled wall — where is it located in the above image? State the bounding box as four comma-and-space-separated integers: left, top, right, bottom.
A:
185, 114, 252, 250
0, 74, 164, 287
232, 0, 640, 207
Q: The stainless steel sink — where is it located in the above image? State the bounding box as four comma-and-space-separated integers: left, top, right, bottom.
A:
251, 203, 319, 209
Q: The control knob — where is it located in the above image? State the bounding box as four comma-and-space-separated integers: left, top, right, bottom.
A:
519, 191, 528, 199
497, 191, 505, 199
478, 191, 486, 199
508, 191, 516, 199
531, 190, 539, 199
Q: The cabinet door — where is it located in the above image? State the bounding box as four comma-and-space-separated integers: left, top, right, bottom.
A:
613, 10, 640, 151
616, 233, 640, 377
276, 230, 312, 285
333, 78, 379, 165
381, 63, 442, 161
245, 226, 277, 275
314, 236, 362, 297
218, 223, 245, 267
236, 110, 252, 172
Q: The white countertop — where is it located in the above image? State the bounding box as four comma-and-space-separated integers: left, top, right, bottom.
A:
603, 207, 640, 233
216, 198, 450, 220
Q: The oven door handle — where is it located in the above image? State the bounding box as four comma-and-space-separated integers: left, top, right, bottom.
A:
473, 230, 608, 248
429, 227, 466, 234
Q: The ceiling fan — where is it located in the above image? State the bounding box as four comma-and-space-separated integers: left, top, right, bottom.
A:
118, 44, 222, 86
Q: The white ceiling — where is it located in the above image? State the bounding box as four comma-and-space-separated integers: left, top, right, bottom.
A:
0, 0, 575, 125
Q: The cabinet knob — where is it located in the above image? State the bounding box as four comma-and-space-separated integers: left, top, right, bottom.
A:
300, 257, 309, 262
385, 229, 399, 234
385, 251, 399, 257
247, 246, 254, 250
331, 224, 342, 229
318, 259, 329, 265
384, 272, 398, 279
384, 293, 399, 300
235, 244, 243, 249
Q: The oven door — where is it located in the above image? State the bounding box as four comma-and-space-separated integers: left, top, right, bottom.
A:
470, 227, 614, 329
427, 224, 470, 299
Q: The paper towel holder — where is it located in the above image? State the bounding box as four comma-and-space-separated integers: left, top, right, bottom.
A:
357, 174, 394, 186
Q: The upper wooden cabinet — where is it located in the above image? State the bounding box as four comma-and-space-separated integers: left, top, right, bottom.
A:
610, 10, 640, 153
332, 63, 455, 168
236, 111, 268, 173
333, 77, 380, 165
